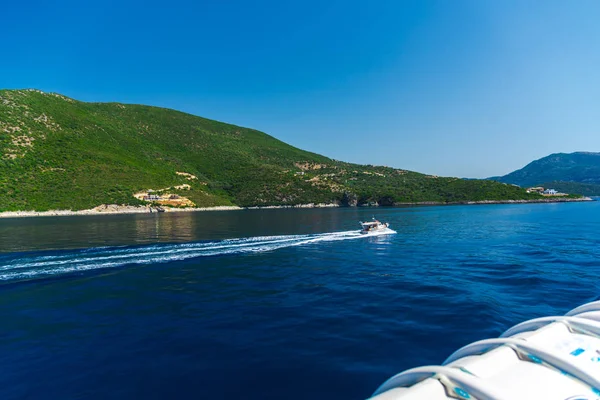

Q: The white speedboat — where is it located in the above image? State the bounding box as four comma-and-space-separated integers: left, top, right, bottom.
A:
360, 219, 390, 234
370, 300, 600, 400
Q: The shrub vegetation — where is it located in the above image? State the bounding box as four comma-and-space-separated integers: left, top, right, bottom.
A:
0, 89, 549, 212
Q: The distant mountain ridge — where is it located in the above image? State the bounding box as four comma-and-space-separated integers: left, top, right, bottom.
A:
490, 152, 600, 195
0, 89, 553, 211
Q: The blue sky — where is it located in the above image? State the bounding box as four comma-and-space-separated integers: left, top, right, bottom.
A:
2, 0, 599, 178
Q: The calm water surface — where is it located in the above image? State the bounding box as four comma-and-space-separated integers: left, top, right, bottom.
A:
1, 203, 600, 399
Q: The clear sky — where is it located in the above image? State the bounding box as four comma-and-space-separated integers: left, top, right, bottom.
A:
2, 0, 599, 178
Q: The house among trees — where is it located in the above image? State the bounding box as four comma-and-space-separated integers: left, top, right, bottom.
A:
144, 194, 161, 201
526, 187, 565, 196
526, 187, 545, 193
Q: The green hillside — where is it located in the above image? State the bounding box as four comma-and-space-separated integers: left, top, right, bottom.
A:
490, 152, 600, 195
0, 89, 545, 211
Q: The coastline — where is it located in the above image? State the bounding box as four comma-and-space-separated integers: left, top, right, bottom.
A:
393, 197, 594, 206
0, 203, 339, 219
0, 197, 592, 219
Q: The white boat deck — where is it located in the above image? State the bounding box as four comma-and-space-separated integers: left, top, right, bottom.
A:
370, 301, 600, 400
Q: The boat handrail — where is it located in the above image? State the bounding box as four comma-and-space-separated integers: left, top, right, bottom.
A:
566, 300, 600, 316
500, 315, 600, 339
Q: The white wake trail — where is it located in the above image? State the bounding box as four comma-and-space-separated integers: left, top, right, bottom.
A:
0, 229, 395, 282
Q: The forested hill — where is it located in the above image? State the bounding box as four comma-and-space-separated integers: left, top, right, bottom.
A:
490, 152, 600, 195
0, 89, 544, 211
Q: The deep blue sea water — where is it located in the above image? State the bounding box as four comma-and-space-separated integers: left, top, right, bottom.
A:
1, 202, 600, 399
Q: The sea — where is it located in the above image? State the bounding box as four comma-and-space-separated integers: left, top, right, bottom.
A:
1, 201, 599, 399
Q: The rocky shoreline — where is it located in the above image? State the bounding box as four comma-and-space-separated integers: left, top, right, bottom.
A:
0, 203, 338, 218
393, 197, 594, 206
0, 197, 592, 219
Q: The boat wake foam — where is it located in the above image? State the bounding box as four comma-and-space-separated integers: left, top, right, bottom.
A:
0, 229, 396, 282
